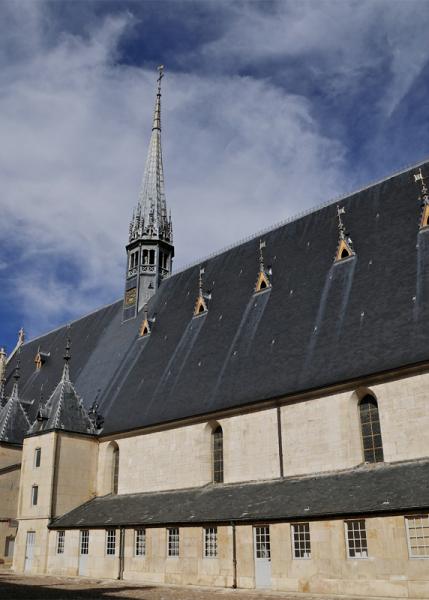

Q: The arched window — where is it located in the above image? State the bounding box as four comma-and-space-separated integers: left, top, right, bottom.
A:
212, 425, 224, 483
359, 395, 384, 463
112, 446, 119, 494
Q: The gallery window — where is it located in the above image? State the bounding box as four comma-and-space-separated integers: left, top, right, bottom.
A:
212, 425, 224, 483
204, 527, 218, 558
106, 529, 116, 556
406, 515, 429, 558
359, 394, 384, 463
167, 528, 179, 557
345, 520, 368, 558
31, 485, 38, 506
56, 531, 65, 554
135, 528, 146, 557
79, 530, 89, 555
292, 523, 311, 559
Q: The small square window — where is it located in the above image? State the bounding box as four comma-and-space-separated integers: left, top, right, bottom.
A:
34, 448, 41, 468
406, 515, 429, 558
135, 529, 146, 557
31, 485, 38, 506
106, 529, 116, 556
167, 528, 179, 557
204, 527, 218, 558
56, 531, 65, 554
292, 523, 311, 559
345, 520, 368, 558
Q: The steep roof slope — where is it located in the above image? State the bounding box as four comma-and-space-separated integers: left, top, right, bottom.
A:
5, 161, 429, 435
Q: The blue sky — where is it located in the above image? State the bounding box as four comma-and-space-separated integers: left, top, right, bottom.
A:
1, 0, 429, 352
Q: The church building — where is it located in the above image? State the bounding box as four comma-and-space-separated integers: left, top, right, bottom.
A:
2, 67, 429, 598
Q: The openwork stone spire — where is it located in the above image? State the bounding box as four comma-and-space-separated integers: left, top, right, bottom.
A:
129, 66, 172, 245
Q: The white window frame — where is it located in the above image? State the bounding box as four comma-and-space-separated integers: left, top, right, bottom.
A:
79, 530, 89, 555
167, 528, 179, 558
34, 448, 41, 468
203, 527, 218, 558
56, 531, 65, 554
405, 515, 429, 559
291, 523, 311, 559
105, 529, 116, 556
135, 528, 146, 557
345, 520, 368, 559
31, 485, 38, 506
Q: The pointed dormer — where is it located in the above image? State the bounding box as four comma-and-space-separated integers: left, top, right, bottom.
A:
29, 332, 98, 435
254, 240, 272, 293
0, 353, 30, 445
123, 66, 174, 321
334, 205, 355, 262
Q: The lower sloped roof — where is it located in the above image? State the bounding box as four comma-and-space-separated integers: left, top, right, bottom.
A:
50, 460, 429, 528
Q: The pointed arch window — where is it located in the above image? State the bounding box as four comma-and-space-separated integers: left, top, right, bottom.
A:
212, 425, 224, 483
109, 444, 119, 495
359, 395, 384, 463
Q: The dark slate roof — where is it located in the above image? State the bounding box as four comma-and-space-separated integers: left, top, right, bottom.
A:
28, 363, 95, 436
5, 161, 429, 436
50, 460, 429, 528
0, 386, 30, 445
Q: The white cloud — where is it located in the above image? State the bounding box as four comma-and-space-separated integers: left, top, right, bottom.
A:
2, 0, 428, 341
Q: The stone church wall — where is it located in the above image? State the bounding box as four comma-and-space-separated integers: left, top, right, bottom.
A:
0, 444, 21, 563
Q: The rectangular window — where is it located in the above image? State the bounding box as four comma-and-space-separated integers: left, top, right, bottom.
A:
56, 531, 65, 554
254, 526, 270, 559
346, 520, 368, 558
79, 530, 89, 555
204, 527, 218, 558
167, 528, 179, 557
406, 515, 429, 558
135, 528, 146, 557
34, 448, 41, 468
106, 529, 116, 556
129, 251, 138, 270
31, 485, 38, 506
292, 523, 311, 559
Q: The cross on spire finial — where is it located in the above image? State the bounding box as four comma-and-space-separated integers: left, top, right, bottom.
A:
259, 239, 266, 272
198, 267, 205, 297
337, 205, 346, 238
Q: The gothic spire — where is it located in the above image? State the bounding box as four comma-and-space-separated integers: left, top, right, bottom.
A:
129, 65, 172, 244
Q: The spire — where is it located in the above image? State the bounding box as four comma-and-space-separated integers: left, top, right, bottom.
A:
62, 327, 71, 382
29, 329, 99, 436
129, 65, 172, 245
0, 349, 30, 444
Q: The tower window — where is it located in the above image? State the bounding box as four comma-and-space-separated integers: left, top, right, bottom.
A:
359, 394, 384, 463
212, 425, 224, 483
129, 251, 138, 270
31, 485, 38, 506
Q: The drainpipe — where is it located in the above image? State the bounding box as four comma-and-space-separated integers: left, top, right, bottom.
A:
118, 527, 125, 580
231, 522, 237, 589
276, 405, 284, 478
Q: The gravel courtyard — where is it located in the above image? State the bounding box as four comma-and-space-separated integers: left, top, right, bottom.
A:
0, 569, 411, 600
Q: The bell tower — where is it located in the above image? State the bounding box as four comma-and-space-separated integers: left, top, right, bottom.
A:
123, 66, 174, 321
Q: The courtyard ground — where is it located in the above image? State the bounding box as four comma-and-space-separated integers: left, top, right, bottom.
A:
0, 569, 419, 600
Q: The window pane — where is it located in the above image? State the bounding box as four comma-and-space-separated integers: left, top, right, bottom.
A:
80, 530, 89, 555
254, 526, 270, 559
346, 520, 368, 558
106, 529, 116, 555
292, 523, 311, 558
213, 426, 223, 483
56, 531, 65, 554
359, 396, 384, 463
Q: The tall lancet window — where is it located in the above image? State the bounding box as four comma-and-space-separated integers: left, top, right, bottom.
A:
212, 425, 224, 483
359, 395, 384, 463
111, 444, 119, 494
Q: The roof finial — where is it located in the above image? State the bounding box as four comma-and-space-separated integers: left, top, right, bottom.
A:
337, 205, 346, 239
334, 205, 355, 262
62, 326, 71, 381
11, 348, 21, 399
259, 239, 266, 272
414, 168, 429, 229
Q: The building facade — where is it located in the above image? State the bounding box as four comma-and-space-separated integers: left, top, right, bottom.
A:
2, 68, 429, 598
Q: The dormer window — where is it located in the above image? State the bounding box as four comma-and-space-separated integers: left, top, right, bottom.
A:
334, 206, 356, 263
34, 350, 50, 370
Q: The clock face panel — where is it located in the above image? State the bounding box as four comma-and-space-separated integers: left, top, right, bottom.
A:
125, 288, 137, 306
